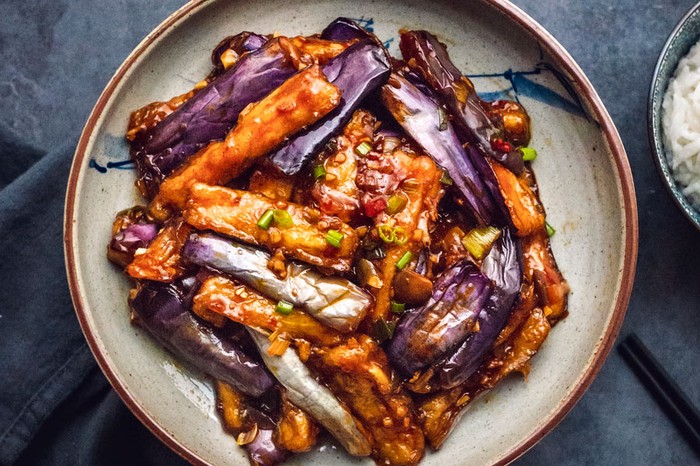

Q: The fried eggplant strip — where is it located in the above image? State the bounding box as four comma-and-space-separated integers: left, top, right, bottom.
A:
490, 161, 545, 237
184, 183, 358, 272
290, 36, 358, 64
125, 217, 191, 282
182, 233, 372, 333
215, 381, 290, 466
248, 330, 372, 457
275, 391, 320, 453
151, 65, 341, 216
309, 335, 425, 466
192, 274, 344, 347
311, 109, 375, 223
357, 145, 442, 324
522, 230, 570, 322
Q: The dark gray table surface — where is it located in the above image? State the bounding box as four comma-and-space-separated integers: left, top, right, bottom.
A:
1, 0, 698, 464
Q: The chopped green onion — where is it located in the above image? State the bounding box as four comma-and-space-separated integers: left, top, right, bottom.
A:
273, 209, 294, 229
440, 170, 453, 186
519, 147, 538, 162
325, 229, 344, 248
437, 107, 448, 131
354, 141, 373, 156
257, 209, 274, 230
545, 221, 556, 237
462, 226, 502, 260
313, 164, 326, 180
366, 246, 386, 261
373, 318, 396, 342
395, 251, 413, 270
386, 192, 408, 215
378, 224, 395, 243
393, 226, 408, 246
402, 178, 420, 193
390, 301, 406, 314
275, 300, 294, 315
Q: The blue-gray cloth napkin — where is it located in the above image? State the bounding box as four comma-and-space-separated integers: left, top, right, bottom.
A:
0, 129, 186, 465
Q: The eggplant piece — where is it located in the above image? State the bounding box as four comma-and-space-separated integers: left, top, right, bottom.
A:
125, 217, 192, 283
181, 233, 372, 333
183, 183, 359, 272
131, 37, 300, 198
399, 31, 524, 173
151, 64, 342, 216
268, 39, 390, 175
437, 228, 522, 389
107, 206, 158, 267
247, 330, 372, 457
321, 17, 372, 42
129, 280, 275, 398
210, 31, 269, 76
193, 274, 343, 347
380, 73, 500, 226
311, 109, 375, 223
215, 381, 290, 466
308, 335, 426, 466
387, 261, 493, 376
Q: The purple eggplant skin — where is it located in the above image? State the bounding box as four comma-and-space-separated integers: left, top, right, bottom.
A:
380, 72, 500, 225
387, 261, 493, 376
437, 228, 523, 389
268, 39, 391, 175
107, 206, 159, 267
129, 279, 275, 398
210, 31, 269, 77
131, 38, 298, 198
246, 428, 290, 466
108, 222, 158, 265
399, 31, 524, 174
321, 17, 372, 42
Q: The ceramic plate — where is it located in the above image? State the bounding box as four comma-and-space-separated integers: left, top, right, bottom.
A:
64, 0, 638, 464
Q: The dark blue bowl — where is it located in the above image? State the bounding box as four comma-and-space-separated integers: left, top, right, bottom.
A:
649, 1, 700, 231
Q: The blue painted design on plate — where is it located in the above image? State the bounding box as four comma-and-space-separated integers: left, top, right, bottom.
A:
348, 16, 375, 32
90, 158, 134, 173
469, 67, 585, 118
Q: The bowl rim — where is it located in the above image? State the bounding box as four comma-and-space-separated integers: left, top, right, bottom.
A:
63, 0, 639, 464
648, 0, 700, 232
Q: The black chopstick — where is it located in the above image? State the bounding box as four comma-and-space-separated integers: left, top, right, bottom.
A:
618, 333, 700, 457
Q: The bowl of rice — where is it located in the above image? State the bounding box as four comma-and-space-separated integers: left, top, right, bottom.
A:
650, 1, 700, 230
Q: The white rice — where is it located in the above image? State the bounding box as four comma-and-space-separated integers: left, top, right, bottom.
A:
662, 41, 700, 210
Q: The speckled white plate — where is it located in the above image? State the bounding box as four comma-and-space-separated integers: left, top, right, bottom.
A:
64, 0, 638, 464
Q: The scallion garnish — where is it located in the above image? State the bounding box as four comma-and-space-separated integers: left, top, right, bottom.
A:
440, 170, 453, 186
386, 192, 408, 215
402, 178, 420, 192
273, 209, 293, 229
257, 209, 274, 230
390, 301, 406, 314
395, 251, 413, 270
325, 229, 344, 248
519, 147, 538, 162
545, 221, 556, 237
462, 226, 501, 260
354, 141, 372, 156
275, 300, 294, 315
313, 164, 326, 180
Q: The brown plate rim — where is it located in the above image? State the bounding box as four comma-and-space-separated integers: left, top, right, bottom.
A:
63, 0, 639, 465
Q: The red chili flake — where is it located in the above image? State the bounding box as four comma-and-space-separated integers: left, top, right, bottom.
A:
363, 197, 387, 218
490, 138, 512, 153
